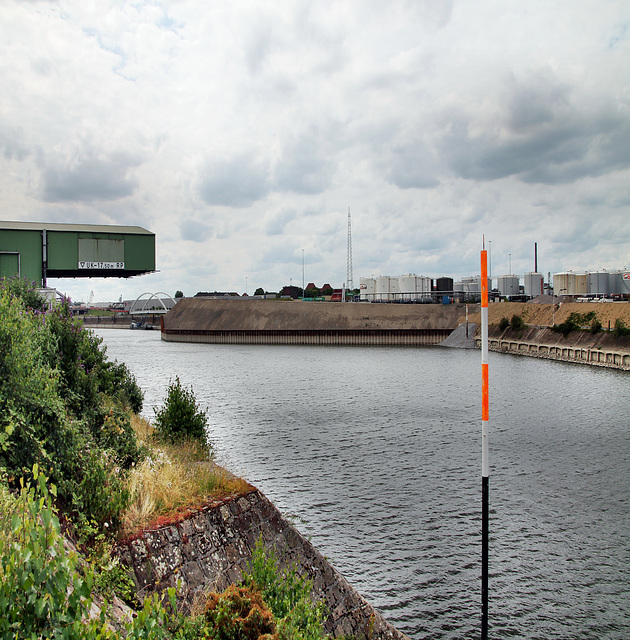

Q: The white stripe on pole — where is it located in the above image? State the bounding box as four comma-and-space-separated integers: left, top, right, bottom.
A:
481, 244, 489, 640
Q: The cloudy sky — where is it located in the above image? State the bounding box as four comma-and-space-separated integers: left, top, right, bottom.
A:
1, 0, 629, 302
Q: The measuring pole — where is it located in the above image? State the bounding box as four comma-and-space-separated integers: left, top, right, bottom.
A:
481, 242, 490, 639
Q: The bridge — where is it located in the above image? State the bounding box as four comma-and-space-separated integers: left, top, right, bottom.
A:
129, 292, 176, 315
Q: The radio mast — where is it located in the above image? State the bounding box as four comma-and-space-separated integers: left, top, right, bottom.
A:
346, 207, 354, 292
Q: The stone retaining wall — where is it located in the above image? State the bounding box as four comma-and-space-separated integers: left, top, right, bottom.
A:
116, 489, 408, 640
476, 327, 630, 370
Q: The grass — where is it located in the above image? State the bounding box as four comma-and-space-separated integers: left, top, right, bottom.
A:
121, 414, 253, 537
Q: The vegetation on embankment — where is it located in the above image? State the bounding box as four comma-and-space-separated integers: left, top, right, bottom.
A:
465, 300, 630, 331
0, 276, 334, 639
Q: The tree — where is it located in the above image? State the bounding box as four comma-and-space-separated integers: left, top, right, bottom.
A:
174, 290, 184, 298
254, 287, 265, 296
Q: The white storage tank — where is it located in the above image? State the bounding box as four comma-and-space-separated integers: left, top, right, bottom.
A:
553, 272, 570, 296
398, 274, 432, 300
524, 272, 544, 298
375, 276, 399, 301
608, 270, 630, 295
554, 271, 587, 296
399, 275, 418, 294
587, 270, 609, 296
574, 273, 588, 295
497, 275, 520, 296
360, 277, 375, 301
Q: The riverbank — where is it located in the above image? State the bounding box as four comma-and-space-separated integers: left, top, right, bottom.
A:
116, 487, 408, 640
465, 301, 630, 370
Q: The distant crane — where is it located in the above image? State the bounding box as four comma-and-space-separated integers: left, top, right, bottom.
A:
346, 207, 354, 292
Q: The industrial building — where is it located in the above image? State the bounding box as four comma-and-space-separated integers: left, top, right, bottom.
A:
0, 221, 156, 286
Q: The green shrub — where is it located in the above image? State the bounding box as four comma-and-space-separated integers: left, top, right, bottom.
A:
0, 468, 97, 638
242, 539, 326, 640
590, 318, 602, 334
154, 377, 210, 448
498, 317, 510, 331
613, 318, 630, 337
510, 314, 525, 331
0, 467, 186, 639
0, 279, 144, 536
203, 584, 277, 640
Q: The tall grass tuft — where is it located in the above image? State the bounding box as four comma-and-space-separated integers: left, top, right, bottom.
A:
121, 416, 252, 537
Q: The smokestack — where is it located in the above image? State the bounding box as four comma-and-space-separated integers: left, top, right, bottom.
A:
534, 242, 538, 273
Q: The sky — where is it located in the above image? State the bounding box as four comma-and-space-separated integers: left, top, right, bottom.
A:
1, 0, 629, 302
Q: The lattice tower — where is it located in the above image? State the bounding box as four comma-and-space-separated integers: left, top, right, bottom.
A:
346, 207, 354, 291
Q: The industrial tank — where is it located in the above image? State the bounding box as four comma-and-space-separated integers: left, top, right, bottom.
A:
608, 270, 630, 295
523, 272, 544, 298
497, 275, 519, 296
434, 277, 453, 293
553, 271, 587, 296
398, 274, 431, 300
587, 270, 609, 296
359, 277, 375, 301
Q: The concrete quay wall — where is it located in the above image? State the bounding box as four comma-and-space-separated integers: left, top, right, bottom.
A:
116, 489, 408, 640
161, 298, 465, 346
477, 326, 630, 370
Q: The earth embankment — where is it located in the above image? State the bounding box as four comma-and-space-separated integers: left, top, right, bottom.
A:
464, 300, 630, 329
161, 298, 467, 345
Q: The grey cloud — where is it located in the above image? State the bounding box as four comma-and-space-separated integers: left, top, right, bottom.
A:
274, 128, 336, 194
438, 77, 630, 185
382, 139, 440, 189
264, 208, 297, 235
42, 153, 140, 202
180, 219, 212, 242
198, 155, 270, 207
1, 126, 31, 162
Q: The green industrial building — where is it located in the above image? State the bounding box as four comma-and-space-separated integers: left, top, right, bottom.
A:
0, 221, 155, 286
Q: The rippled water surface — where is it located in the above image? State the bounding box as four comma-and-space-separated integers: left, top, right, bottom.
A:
95, 329, 630, 639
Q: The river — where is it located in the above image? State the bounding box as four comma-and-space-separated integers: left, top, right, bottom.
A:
94, 328, 630, 640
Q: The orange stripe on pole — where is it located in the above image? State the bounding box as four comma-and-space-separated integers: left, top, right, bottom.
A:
482, 363, 489, 421
481, 250, 488, 307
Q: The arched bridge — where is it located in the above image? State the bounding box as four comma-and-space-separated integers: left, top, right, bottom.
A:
129, 292, 176, 315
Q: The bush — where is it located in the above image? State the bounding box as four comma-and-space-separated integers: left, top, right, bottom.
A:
203, 584, 277, 640
154, 377, 210, 448
0, 468, 97, 638
499, 317, 510, 331
613, 318, 630, 337
590, 318, 602, 334
0, 467, 186, 639
510, 314, 525, 331
0, 279, 145, 536
242, 539, 326, 640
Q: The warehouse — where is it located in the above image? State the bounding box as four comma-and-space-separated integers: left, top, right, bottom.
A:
0, 221, 155, 286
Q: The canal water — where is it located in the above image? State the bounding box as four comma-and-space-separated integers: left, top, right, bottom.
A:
94, 329, 630, 640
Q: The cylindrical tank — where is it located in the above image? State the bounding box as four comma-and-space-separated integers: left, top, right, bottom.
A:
375, 276, 391, 301
523, 272, 544, 298
435, 277, 453, 293
574, 273, 588, 295
587, 270, 609, 296
497, 275, 519, 296
553, 272, 570, 296
359, 277, 375, 301
553, 271, 587, 296
398, 275, 418, 294
608, 270, 630, 295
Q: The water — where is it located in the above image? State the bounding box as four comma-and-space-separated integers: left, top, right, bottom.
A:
94, 329, 630, 639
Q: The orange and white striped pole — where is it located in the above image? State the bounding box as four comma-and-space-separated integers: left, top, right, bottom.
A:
481, 241, 490, 639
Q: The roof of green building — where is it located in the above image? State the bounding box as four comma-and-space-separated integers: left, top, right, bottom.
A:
1, 221, 153, 235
